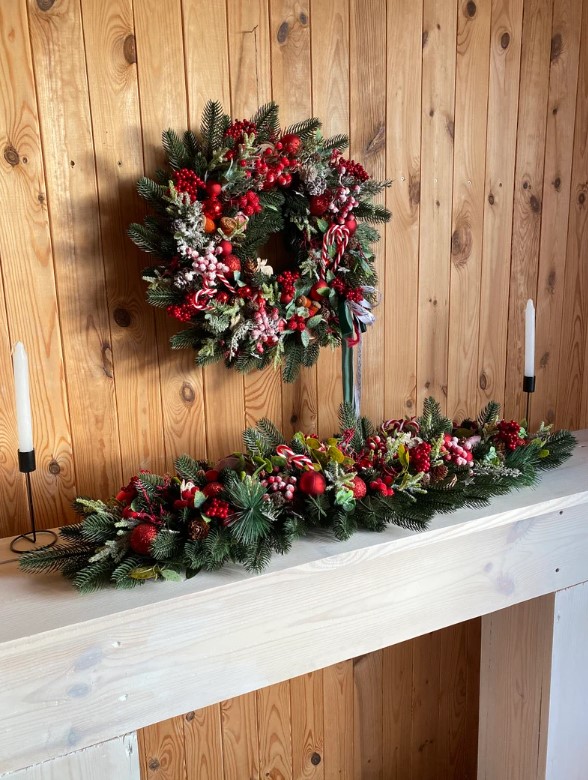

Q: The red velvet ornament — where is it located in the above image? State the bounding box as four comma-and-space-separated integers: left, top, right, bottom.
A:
203, 481, 224, 498
224, 255, 241, 274
280, 133, 302, 156
129, 523, 158, 556
205, 469, 220, 482
299, 470, 326, 496
351, 475, 367, 499
309, 195, 330, 216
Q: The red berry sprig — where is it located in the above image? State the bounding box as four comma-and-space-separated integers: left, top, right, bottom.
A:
411, 441, 432, 473
173, 168, 206, 202
233, 190, 262, 217
496, 420, 524, 452
224, 119, 257, 143
204, 498, 231, 520
277, 270, 300, 304
288, 314, 306, 331
369, 476, 394, 497
330, 150, 369, 182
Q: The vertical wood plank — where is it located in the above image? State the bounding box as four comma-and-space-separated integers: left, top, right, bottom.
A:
559, 0, 588, 429
311, 0, 349, 437
410, 632, 441, 780
220, 693, 259, 780
269, 0, 318, 437
464, 618, 482, 780
323, 661, 354, 780
477, 0, 524, 411
0, 0, 76, 530
437, 624, 468, 779
138, 717, 187, 780
349, 0, 387, 423
534, 0, 583, 427
447, 0, 491, 422
290, 671, 324, 780
79, 0, 166, 476
417, 0, 457, 413
504, 0, 554, 421
257, 680, 293, 780
183, 705, 223, 780
28, 0, 123, 501
353, 651, 383, 779
133, 0, 207, 465
385, 0, 422, 418
382, 640, 413, 779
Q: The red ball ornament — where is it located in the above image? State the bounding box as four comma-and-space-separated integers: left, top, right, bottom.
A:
224, 255, 241, 274
205, 469, 220, 482
129, 523, 158, 556
280, 133, 302, 156
351, 476, 367, 499
237, 285, 253, 299
309, 195, 330, 217
344, 217, 357, 235
206, 181, 222, 197
309, 280, 329, 301
220, 240, 233, 256
203, 481, 224, 498
299, 470, 326, 496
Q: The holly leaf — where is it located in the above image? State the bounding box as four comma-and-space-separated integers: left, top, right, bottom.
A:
316, 218, 329, 232
306, 315, 323, 329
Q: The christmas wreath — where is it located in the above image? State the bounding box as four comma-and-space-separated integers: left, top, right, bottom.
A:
20, 399, 574, 592
128, 101, 390, 383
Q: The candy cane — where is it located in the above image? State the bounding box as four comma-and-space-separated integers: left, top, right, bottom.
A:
321, 224, 350, 270
275, 444, 314, 471
382, 417, 420, 435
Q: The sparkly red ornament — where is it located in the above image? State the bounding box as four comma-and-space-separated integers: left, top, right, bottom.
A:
299, 470, 326, 496
116, 478, 137, 504
224, 255, 241, 274
203, 481, 224, 498
280, 133, 302, 156
309, 194, 330, 216
129, 523, 158, 556
351, 475, 367, 499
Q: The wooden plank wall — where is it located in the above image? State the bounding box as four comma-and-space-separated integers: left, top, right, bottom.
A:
0, 0, 586, 778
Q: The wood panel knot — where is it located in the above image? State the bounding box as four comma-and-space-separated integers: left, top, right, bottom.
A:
422, 30, 429, 47
451, 225, 472, 266
4, 145, 19, 166
466, 0, 477, 17
553, 176, 561, 191
551, 33, 563, 62
148, 757, 160, 770
488, 193, 495, 205
123, 34, 137, 65
579, 189, 586, 207
290, 413, 298, 424
299, 10, 308, 25
36, 0, 55, 9
101, 340, 113, 378
185, 711, 195, 722
408, 174, 420, 206
180, 381, 195, 404
38, 192, 45, 204
500, 31, 510, 49
540, 351, 550, 368
530, 195, 541, 214
479, 372, 487, 390
311, 752, 322, 765
365, 123, 385, 156
547, 269, 556, 293
277, 21, 289, 43
113, 307, 131, 327
446, 118, 455, 141
48, 459, 61, 476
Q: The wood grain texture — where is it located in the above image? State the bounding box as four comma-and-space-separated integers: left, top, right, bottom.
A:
417, 0, 457, 412
382, 639, 413, 779
477, 596, 555, 780
183, 705, 223, 780
79, 0, 166, 476
0, 0, 75, 528
504, 0, 553, 421
350, 0, 387, 423
384, 0, 422, 417
220, 693, 259, 780
133, 0, 208, 467
28, 0, 123, 501
4, 734, 139, 780
478, 0, 524, 409
257, 680, 293, 780
269, 0, 318, 437
138, 716, 187, 780
323, 661, 354, 780
410, 631, 441, 780
290, 671, 324, 780
447, 0, 491, 422
353, 651, 383, 779
311, 0, 349, 437
438, 623, 468, 779
534, 0, 583, 427
464, 618, 482, 779
559, 0, 588, 429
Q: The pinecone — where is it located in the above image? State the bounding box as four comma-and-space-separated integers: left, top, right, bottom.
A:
430, 464, 449, 484
189, 518, 210, 541
243, 259, 257, 275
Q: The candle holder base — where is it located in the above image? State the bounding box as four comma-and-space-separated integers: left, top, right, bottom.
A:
10, 530, 57, 554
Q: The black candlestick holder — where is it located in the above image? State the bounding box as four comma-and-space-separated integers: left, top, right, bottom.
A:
523, 375, 536, 426
10, 450, 57, 554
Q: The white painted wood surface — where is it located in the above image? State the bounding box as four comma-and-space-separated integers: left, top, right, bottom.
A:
0, 734, 139, 780
0, 432, 587, 774
545, 581, 588, 780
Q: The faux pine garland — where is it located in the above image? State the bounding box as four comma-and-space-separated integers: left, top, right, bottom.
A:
20, 399, 575, 593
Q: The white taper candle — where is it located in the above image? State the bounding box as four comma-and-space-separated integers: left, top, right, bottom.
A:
524, 299, 535, 378
12, 342, 34, 452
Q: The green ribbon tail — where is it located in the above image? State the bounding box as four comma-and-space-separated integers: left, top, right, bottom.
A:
342, 340, 355, 411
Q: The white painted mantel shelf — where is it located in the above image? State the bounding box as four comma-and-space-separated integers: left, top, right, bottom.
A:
1, 432, 588, 778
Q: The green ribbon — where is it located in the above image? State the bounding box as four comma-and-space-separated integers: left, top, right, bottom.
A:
342, 340, 354, 409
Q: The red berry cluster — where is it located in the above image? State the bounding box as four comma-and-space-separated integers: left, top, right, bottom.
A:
202, 180, 223, 219
331, 278, 346, 295
277, 270, 299, 304
253, 148, 296, 189
442, 435, 474, 466
496, 420, 524, 452
173, 168, 205, 202
288, 314, 306, 331
167, 302, 196, 323
204, 497, 231, 520
233, 190, 262, 217
309, 193, 331, 216
370, 476, 395, 496
215, 291, 230, 304
330, 150, 369, 182
345, 287, 364, 303
411, 441, 431, 473
224, 119, 257, 144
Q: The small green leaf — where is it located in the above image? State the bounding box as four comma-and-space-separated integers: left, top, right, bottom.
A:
301, 329, 310, 348
316, 218, 329, 232
193, 491, 207, 508
161, 569, 183, 582
539, 448, 550, 458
